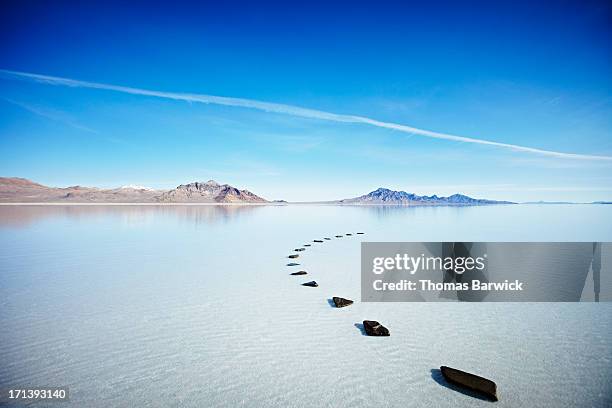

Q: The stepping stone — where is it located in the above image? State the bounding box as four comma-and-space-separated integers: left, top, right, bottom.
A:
302, 281, 318, 287
288, 254, 299, 259
346, 233, 353, 236
294, 248, 305, 252
440, 366, 498, 401
290, 271, 307, 276
332, 297, 353, 308
324, 237, 331, 240
363, 320, 390, 336
287, 263, 300, 266
356, 232, 365, 235
303, 244, 311, 247
313, 240, 324, 243
335, 235, 343, 238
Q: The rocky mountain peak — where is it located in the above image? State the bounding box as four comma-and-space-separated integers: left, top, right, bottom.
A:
338, 187, 513, 206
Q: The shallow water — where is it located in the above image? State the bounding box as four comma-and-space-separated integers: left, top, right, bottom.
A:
0, 204, 611, 407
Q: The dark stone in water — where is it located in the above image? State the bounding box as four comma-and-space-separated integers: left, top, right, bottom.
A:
324, 237, 331, 240
363, 320, 390, 336
302, 281, 318, 287
313, 240, 324, 243
290, 271, 307, 275
303, 244, 311, 247
288, 254, 299, 259
440, 366, 498, 402
294, 248, 305, 252
287, 262, 300, 266
356, 232, 365, 235
335, 235, 343, 238
346, 233, 353, 236
332, 297, 353, 308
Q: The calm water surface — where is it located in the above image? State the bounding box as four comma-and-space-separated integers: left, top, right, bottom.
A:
1, 205, 611, 407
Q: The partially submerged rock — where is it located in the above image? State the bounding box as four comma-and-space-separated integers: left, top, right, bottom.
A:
313, 239, 324, 243
290, 271, 307, 276
303, 244, 312, 247
288, 254, 299, 259
332, 297, 353, 308
440, 366, 498, 402
346, 233, 353, 236
324, 237, 331, 240
287, 262, 300, 266
302, 281, 318, 287
335, 235, 343, 238
356, 232, 365, 235
363, 320, 390, 336
294, 248, 305, 252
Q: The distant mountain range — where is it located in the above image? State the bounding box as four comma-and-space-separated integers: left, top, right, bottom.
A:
0, 178, 267, 203
334, 187, 514, 205
0, 178, 608, 205
156, 180, 266, 203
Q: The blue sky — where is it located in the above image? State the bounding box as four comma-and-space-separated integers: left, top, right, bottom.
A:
0, 0, 611, 201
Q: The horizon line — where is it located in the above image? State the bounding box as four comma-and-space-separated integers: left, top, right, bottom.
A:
1, 175, 610, 203
1, 68, 611, 162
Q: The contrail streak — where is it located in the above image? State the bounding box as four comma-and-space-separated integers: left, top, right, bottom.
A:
1, 68, 610, 161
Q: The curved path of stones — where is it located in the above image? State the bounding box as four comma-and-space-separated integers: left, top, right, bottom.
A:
284, 233, 499, 401
285, 232, 390, 337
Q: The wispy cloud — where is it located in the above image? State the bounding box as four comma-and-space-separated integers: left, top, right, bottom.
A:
1, 68, 611, 161
1, 97, 97, 134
